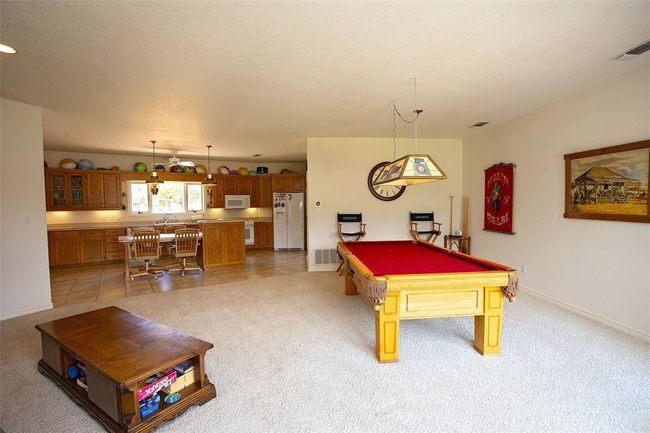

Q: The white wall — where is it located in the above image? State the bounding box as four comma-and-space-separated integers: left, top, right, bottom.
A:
1, 99, 52, 319
307, 137, 463, 271
463, 65, 650, 339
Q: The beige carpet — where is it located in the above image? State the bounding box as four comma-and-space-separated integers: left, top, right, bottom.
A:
1, 271, 648, 433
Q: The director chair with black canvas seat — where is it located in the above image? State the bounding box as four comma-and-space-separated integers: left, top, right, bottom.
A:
130, 230, 164, 280
409, 212, 442, 244
336, 213, 367, 272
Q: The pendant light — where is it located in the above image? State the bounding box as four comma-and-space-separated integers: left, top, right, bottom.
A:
145, 140, 164, 194
372, 79, 446, 187
201, 145, 218, 190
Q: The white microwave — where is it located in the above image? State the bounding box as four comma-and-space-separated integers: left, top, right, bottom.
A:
225, 195, 250, 209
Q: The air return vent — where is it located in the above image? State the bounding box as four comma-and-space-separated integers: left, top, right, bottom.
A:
612, 40, 650, 61
314, 249, 341, 265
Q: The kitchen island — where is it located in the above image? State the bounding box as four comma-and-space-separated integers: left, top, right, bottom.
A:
196, 220, 246, 268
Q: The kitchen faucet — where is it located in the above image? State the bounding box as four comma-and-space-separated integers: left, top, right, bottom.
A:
160, 213, 176, 224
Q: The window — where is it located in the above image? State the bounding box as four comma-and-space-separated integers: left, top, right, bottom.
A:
129, 181, 204, 214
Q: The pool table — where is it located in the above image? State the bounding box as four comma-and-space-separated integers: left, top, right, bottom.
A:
338, 240, 518, 363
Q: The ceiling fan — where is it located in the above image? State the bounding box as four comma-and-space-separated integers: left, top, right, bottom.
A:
164, 153, 195, 167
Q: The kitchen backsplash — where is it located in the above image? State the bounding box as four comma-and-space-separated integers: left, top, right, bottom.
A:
46, 207, 272, 225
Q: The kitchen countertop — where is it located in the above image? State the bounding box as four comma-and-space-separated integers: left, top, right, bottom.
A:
47, 218, 272, 231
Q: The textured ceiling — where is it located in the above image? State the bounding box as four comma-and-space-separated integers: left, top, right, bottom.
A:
1, 2, 649, 161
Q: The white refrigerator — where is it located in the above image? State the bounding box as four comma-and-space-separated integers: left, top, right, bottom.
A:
273, 192, 305, 250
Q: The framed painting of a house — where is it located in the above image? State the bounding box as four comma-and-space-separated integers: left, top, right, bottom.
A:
564, 139, 649, 223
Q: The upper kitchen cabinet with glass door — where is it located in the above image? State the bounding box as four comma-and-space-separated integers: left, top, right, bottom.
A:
45, 169, 122, 211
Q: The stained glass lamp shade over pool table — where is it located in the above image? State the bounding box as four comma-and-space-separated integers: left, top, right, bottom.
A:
372, 153, 447, 187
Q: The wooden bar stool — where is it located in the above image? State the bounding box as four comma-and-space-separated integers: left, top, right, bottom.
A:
130, 230, 164, 280
167, 228, 202, 276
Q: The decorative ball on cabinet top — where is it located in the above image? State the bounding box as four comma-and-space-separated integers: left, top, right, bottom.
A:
230, 169, 239, 175
256, 166, 268, 175
59, 158, 77, 169
155, 164, 166, 172
77, 159, 94, 170
238, 167, 249, 175
194, 164, 207, 174
169, 165, 183, 173
133, 162, 147, 172
248, 170, 258, 176
217, 166, 230, 175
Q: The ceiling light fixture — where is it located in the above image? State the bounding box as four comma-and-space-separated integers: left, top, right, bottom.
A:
145, 140, 164, 194
372, 78, 446, 187
0, 43, 17, 54
201, 145, 218, 190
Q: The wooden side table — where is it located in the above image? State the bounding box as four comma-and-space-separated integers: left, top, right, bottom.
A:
444, 235, 471, 254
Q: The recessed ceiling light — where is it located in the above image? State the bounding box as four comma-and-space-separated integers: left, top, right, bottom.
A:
470, 121, 489, 128
252, 154, 262, 157
0, 43, 17, 54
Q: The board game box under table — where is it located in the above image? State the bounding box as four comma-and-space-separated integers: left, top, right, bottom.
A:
35, 306, 216, 433
338, 240, 518, 362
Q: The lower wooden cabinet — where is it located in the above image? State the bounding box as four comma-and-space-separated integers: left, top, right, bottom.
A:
251, 222, 273, 249
198, 222, 246, 267
80, 231, 105, 263
49, 228, 126, 267
51, 231, 81, 266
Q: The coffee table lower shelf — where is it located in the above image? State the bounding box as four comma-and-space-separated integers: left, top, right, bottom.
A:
38, 360, 216, 433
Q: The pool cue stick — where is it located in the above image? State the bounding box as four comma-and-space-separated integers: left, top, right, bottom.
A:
449, 195, 454, 236
462, 196, 469, 236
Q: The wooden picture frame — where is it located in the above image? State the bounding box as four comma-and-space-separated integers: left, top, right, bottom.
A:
564, 139, 649, 223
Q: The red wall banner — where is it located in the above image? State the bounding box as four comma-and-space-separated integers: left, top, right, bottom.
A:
484, 163, 514, 234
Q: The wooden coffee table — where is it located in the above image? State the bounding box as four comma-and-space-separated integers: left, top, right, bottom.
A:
36, 306, 216, 433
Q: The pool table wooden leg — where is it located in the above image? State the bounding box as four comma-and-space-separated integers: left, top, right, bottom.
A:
344, 273, 358, 295
474, 286, 504, 355
375, 292, 400, 363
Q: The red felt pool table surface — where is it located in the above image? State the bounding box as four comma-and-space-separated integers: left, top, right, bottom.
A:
342, 240, 508, 276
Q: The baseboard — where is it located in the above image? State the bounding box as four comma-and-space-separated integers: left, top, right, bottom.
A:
308, 264, 338, 272
1, 303, 53, 321
520, 286, 649, 342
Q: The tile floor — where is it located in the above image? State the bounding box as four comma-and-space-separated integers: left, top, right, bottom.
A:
49, 250, 308, 307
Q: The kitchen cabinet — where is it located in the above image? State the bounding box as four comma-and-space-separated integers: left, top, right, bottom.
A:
104, 228, 126, 261
199, 222, 246, 267
48, 229, 126, 267
212, 176, 263, 207
103, 174, 121, 209
223, 176, 251, 195
253, 222, 274, 249
207, 177, 225, 209
271, 174, 305, 192
51, 231, 81, 266
258, 176, 273, 208
45, 169, 122, 211
80, 230, 105, 263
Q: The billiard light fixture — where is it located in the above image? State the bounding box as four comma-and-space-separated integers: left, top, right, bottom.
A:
201, 145, 218, 190
145, 140, 164, 195
372, 79, 446, 187
0, 43, 17, 54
